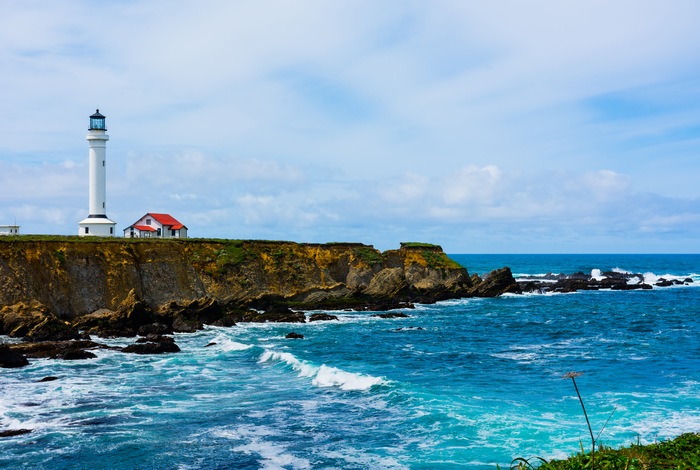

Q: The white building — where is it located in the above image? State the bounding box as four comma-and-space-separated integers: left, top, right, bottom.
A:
0, 225, 20, 236
123, 213, 188, 238
78, 109, 117, 237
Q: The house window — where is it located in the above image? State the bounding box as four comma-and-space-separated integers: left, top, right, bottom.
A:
146, 219, 152, 225
157, 228, 161, 237
85, 227, 89, 234
110, 227, 113, 234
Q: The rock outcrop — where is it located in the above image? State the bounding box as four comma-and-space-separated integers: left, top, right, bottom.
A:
0, 239, 525, 358
0, 346, 29, 368
515, 270, 690, 294
0, 240, 475, 321
468, 267, 521, 297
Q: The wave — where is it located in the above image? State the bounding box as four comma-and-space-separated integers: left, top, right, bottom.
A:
212, 334, 254, 352
258, 350, 386, 391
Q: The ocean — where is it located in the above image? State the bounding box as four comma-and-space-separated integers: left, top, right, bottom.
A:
1, 254, 699, 469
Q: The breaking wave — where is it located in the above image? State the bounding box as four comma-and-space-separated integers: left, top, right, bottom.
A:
258, 350, 386, 391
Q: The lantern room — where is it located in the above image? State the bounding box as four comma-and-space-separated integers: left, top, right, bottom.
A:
89, 109, 106, 131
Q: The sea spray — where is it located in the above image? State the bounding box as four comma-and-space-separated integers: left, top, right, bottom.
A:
259, 349, 386, 391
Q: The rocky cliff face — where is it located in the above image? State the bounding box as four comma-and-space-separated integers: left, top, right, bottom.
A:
0, 239, 473, 320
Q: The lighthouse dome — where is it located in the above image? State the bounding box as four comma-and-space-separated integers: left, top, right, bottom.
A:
89, 109, 106, 131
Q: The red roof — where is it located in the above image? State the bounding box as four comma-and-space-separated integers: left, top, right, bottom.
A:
134, 225, 157, 232
147, 213, 185, 230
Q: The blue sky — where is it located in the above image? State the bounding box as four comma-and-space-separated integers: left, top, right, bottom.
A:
1, 0, 699, 253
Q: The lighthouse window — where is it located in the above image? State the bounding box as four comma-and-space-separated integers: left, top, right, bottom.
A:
103, 161, 105, 166
85, 227, 89, 234
90, 117, 105, 130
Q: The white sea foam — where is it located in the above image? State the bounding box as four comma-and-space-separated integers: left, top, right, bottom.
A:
218, 337, 254, 352
491, 351, 538, 363
312, 364, 385, 391
259, 349, 385, 391
213, 425, 312, 470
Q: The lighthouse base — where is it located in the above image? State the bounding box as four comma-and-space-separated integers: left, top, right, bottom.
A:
78, 216, 117, 237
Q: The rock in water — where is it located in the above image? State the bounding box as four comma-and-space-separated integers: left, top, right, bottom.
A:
285, 332, 304, 339
372, 312, 409, 319
470, 267, 521, 297
0, 347, 29, 368
0, 429, 32, 438
122, 341, 181, 354
59, 350, 97, 360
308, 313, 338, 322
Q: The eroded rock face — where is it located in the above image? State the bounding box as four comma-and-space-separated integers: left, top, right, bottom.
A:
0, 241, 535, 366
469, 267, 521, 297
0, 240, 474, 320
364, 268, 409, 298
159, 297, 224, 332
1, 301, 56, 338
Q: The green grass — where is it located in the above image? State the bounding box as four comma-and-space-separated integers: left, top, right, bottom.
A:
354, 246, 384, 266
215, 241, 256, 269
506, 433, 700, 469
400, 242, 441, 249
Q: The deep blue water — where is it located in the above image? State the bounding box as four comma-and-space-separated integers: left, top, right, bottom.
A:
1, 254, 699, 469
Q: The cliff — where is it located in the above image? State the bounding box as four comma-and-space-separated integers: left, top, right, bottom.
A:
0, 238, 475, 322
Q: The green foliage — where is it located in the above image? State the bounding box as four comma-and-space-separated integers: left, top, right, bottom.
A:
509, 433, 700, 469
270, 249, 286, 265
53, 249, 66, 266
215, 242, 255, 269
421, 250, 463, 269
400, 242, 440, 248
354, 246, 384, 266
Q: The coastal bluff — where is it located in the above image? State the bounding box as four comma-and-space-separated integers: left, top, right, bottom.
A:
0, 238, 518, 343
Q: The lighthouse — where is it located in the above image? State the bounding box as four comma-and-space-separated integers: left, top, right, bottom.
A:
78, 109, 117, 236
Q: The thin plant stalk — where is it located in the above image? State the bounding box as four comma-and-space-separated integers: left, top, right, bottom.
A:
563, 371, 595, 469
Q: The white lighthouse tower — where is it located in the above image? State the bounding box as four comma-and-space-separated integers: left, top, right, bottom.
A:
78, 109, 116, 236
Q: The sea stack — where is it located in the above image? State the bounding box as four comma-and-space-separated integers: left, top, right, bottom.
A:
78, 109, 116, 237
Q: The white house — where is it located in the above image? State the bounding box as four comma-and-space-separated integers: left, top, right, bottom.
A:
123, 213, 188, 238
0, 225, 20, 236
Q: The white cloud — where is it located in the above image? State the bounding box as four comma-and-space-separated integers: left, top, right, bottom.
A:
1, 1, 699, 251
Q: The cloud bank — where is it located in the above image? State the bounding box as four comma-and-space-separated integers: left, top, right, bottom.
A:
1, 1, 699, 252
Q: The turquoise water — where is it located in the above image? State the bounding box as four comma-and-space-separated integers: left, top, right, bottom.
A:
1, 254, 699, 469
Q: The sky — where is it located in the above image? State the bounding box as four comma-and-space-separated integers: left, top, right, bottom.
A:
1, 0, 700, 253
